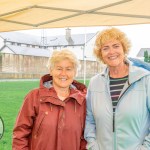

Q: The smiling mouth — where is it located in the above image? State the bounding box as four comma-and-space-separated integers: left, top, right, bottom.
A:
108, 56, 118, 60
60, 78, 67, 81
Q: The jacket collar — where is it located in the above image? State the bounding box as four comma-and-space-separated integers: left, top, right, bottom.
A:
101, 59, 150, 84
38, 74, 86, 105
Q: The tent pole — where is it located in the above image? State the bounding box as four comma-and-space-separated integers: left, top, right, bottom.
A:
83, 28, 87, 84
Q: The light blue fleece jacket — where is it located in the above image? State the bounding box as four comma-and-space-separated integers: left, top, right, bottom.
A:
84, 60, 150, 150
129, 57, 150, 71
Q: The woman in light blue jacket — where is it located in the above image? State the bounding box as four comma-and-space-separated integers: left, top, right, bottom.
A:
84, 27, 150, 150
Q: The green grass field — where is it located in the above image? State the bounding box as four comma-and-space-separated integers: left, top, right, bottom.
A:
0, 79, 89, 150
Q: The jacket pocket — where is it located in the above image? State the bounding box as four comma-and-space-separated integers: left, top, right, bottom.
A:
33, 111, 48, 138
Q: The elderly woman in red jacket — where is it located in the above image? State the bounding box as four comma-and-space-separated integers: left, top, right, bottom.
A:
12, 49, 87, 150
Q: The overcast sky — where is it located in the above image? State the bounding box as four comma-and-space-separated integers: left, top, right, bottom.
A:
18, 24, 150, 57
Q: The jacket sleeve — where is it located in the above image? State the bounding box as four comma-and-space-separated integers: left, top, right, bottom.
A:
12, 91, 38, 150
84, 85, 99, 150
129, 57, 150, 71
80, 98, 87, 150
142, 76, 150, 149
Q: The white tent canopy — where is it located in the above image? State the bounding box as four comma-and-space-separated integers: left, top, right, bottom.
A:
0, 0, 150, 32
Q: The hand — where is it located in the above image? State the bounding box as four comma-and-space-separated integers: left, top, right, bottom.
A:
87, 141, 99, 150
137, 145, 148, 150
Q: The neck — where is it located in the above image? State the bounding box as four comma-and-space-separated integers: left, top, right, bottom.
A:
53, 85, 70, 101
109, 63, 129, 78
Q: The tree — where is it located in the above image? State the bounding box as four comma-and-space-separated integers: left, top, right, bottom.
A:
148, 55, 150, 63
144, 50, 149, 63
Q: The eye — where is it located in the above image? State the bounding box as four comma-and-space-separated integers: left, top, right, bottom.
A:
113, 44, 120, 49
67, 68, 72, 71
114, 45, 119, 48
102, 47, 109, 51
56, 68, 62, 70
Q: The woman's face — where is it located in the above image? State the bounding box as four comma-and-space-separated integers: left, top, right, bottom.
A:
50, 59, 76, 90
101, 40, 125, 67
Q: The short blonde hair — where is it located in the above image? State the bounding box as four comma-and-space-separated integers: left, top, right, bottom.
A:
47, 49, 79, 72
94, 27, 131, 62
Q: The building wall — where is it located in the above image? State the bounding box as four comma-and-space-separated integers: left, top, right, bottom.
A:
0, 37, 4, 49
0, 53, 102, 79
1, 53, 48, 73
79, 60, 102, 78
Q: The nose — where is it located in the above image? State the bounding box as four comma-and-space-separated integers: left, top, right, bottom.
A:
60, 69, 67, 75
108, 47, 114, 54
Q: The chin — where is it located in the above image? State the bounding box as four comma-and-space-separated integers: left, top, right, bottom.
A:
107, 62, 117, 66
59, 85, 70, 88
108, 64, 120, 68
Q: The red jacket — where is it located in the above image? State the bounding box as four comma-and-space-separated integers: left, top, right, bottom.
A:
12, 74, 87, 150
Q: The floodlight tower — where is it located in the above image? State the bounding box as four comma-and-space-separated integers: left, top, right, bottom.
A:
41, 29, 47, 46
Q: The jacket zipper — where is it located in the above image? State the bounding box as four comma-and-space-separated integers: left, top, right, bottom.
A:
113, 80, 131, 132
112, 82, 132, 150
113, 113, 115, 132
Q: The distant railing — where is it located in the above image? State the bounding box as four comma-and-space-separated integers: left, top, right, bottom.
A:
0, 72, 45, 79
0, 72, 98, 79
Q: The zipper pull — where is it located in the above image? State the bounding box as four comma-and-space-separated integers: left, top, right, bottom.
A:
113, 113, 115, 132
